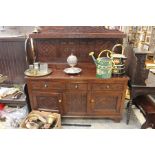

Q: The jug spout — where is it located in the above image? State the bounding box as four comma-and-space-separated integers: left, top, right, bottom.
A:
89, 52, 97, 65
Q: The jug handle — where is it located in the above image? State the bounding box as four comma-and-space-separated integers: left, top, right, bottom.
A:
98, 49, 113, 59
112, 44, 124, 55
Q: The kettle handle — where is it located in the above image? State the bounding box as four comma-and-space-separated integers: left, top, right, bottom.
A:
98, 49, 113, 59
112, 44, 124, 55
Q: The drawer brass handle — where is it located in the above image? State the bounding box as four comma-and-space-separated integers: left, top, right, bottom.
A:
106, 85, 110, 89
58, 99, 62, 103
91, 99, 94, 103
44, 84, 48, 88
75, 84, 78, 89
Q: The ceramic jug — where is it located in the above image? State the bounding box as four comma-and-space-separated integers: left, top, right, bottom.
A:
67, 53, 78, 67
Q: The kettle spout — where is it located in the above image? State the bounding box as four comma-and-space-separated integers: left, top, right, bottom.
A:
89, 52, 97, 65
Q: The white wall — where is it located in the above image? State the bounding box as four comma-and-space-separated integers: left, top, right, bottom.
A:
0, 26, 34, 36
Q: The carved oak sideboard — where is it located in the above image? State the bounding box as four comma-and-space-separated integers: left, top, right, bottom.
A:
26, 69, 128, 122
25, 26, 128, 121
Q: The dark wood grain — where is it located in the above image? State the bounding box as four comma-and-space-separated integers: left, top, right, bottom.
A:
26, 26, 128, 121
26, 26, 125, 64
28, 38, 122, 64
26, 70, 128, 120
63, 91, 87, 115
125, 48, 155, 124
133, 95, 155, 129
32, 91, 62, 113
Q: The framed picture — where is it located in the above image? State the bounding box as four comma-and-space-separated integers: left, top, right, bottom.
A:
139, 33, 145, 42
145, 35, 151, 44
143, 44, 149, 50
137, 26, 142, 31
131, 26, 137, 33
142, 26, 147, 31
147, 26, 152, 34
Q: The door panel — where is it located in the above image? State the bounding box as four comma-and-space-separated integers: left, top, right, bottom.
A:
63, 91, 87, 115
32, 91, 62, 113
89, 91, 122, 115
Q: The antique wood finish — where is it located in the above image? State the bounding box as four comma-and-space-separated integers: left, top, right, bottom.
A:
0, 37, 27, 84
125, 47, 155, 124
26, 26, 128, 121
63, 91, 87, 115
89, 91, 122, 114
31, 91, 62, 113
26, 69, 128, 121
31, 38, 122, 64
133, 95, 155, 129
133, 49, 150, 85
27, 27, 125, 65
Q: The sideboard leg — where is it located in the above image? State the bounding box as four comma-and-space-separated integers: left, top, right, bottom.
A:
126, 100, 132, 124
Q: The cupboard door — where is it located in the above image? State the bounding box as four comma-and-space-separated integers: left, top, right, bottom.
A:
31, 91, 62, 113
63, 91, 87, 115
88, 91, 122, 115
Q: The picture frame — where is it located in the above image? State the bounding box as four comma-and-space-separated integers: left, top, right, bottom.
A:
147, 26, 152, 34
137, 26, 142, 32
145, 35, 151, 44
142, 26, 147, 31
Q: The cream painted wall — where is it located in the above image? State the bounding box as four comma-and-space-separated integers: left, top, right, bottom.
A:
0, 26, 34, 36
120, 26, 130, 46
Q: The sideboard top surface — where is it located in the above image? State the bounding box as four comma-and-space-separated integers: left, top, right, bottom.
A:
25, 68, 129, 82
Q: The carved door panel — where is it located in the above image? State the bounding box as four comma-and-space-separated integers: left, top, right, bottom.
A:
32, 91, 62, 113
63, 91, 87, 115
88, 91, 122, 115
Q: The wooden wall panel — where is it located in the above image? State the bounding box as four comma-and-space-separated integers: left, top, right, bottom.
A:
0, 37, 28, 84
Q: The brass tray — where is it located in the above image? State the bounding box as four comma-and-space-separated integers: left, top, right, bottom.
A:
24, 69, 52, 77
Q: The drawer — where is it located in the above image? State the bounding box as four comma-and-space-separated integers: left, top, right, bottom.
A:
66, 83, 88, 90
31, 81, 65, 90
91, 83, 124, 91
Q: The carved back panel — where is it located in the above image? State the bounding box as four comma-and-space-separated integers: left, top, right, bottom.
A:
27, 26, 125, 65
34, 38, 122, 64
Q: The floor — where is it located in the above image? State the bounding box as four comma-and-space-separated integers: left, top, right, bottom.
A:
0, 101, 145, 129
61, 107, 142, 129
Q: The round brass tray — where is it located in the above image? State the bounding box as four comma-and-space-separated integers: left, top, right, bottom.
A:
24, 69, 52, 77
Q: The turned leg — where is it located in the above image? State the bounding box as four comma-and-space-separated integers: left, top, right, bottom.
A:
126, 100, 132, 124
126, 101, 129, 109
